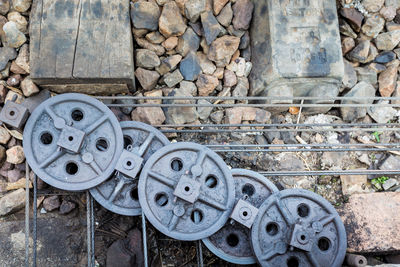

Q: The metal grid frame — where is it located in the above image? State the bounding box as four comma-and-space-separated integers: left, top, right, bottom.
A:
23, 96, 400, 266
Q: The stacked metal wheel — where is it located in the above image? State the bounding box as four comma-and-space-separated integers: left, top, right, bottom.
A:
21, 93, 347, 266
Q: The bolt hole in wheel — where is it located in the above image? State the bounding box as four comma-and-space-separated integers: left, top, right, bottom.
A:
301, 235, 306, 240
9, 110, 15, 116
226, 233, 239, 247
205, 175, 218, 188
96, 138, 109, 152
130, 188, 138, 200
191, 209, 203, 224
40, 132, 53, 145
66, 162, 78, 175
287, 256, 299, 267
318, 237, 331, 251
123, 135, 133, 149
242, 211, 248, 217
359, 259, 364, 264
171, 158, 183, 171
242, 183, 255, 196
266, 222, 279, 236
184, 186, 190, 192
297, 203, 310, 218
126, 161, 132, 167
71, 109, 84, 121
68, 136, 74, 141
155, 193, 168, 207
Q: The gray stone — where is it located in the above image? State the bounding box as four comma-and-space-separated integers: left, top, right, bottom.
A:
156, 54, 182, 75
179, 81, 198, 96
363, 0, 384, 13
176, 27, 200, 56
43, 196, 60, 212
383, 178, 399, 191
135, 68, 160, 91
163, 69, 184, 87
210, 110, 224, 124
0, 188, 25, 216
201, 11, 222, 45
0, 145, 4, 163
224, 69, 237, 87
217, 2, 233, 27
12, 0, 31, 12
232, 0, 254, 30
343, 60, 357, 88
185, 0, 206, 23
367, 100, 397, 123
114, 94, 136, 115
3, 21, 26, 48
379, 155, 400, 171
197, 99, 213, 120
164, 89, 198, 124
362, 15, 385, 38
196, 52, 216, 75
0, 46, 17, 70
179, 52, 201, 81
347, 40, 370, 63
145, 31, 165, 44
232, 77, 249, 97
159, 1, 187, 37
131, 1, 160, 31
355, 67, 378, 85
136, 49, 161, 69
59, 200, 76, 215
208, 35, 240, 67
0, 126, 10, 145
375, 30, 400, 51
341, 81, 376, 122
0, 0, 9, 15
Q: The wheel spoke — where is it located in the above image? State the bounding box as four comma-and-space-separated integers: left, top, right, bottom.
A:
198, 194, 226, 211
88, 159, 102, 175
276, 199, 293, 225
148, 171, 176, 188
137, 132, 154, 157
168, 214, 179, 231
306, 252, 320, 267
319, 215, 335, 226
107, 177, 126, 203
39, 149, 65, 168
85, 115, 108, 135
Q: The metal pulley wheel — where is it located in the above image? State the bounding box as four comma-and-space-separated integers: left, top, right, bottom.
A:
23, 93, 123, 191
138, 142, 235, 241
90, 121, 169, 216
203, 169, 279, 265
251, 189, 347, 267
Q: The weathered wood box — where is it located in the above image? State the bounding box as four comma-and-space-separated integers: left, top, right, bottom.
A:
29, 0, 135, 95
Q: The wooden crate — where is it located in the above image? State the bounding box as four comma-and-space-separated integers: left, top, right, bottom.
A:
29, 0, 135, 95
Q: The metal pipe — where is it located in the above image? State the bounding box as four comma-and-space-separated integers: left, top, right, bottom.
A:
25, 161, 30, 267
142, 212, 148, 267
345, 253, 367, 267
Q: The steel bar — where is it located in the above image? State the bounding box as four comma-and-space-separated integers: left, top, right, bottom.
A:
142, 212, 149, 267
106, 103, 400, 108
33, 173, 37, 267
25, 161, 30, 267
90, 196, 95, 266
86, 191, 92, 267
206, 143, 400, 148
152, 123, 399, 128
211, 148, 400, 153
260, 170, 400, 176
196, 240, 204, 267
159, 127, 399, 133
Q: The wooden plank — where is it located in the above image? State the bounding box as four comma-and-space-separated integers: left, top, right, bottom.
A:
29, 0, 135, 93
41, 83, 129, 95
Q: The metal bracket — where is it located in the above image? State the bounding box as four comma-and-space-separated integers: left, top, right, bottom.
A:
57, 125, 86, 153
289, 224, 313, 252
115, 149, 144, 179
0, 100, 29, 129
173, 174, 201, 204
230, 199, 259, 228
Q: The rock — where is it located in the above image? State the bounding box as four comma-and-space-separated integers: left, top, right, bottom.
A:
201, 11, 222, 45
179, 52, 201, 81
7, 12, 27, 34
216, 2, 233, 27
163, 69, 183, 87
162, 36, 179, 50
213, 0, 228, 15
362, 0, 384, 13
340, 8, 364, 32
0, 188, 25, 216
210, 110, 224, 124
113, 95, 136, 115
368, 63, 386, 73
341, 37, 355, 55
106, 229, 144, 267
375, 51, 397, 63
189, 21, 203, 36
196, 74, 219, 96
164, 89, 198, 124
346, 40, 370, 63
145, 31, 165, 44
379, 62, 398, 97
343, 60, 357, 88
7, 74, 21, 86
135, 68, 160, 91
379, 155, 400, 171
185, 0, 206, 23
3, 21, 26, 48
197, 99, 213, 120
0, 0, 9, 15
156, 54, 182, 75
0, 145, 4, 162
340, 174, 369, 195
131, 107, 166, 125
12, 0, 31, 12
393, 81, 400, 105
43, 196, 60, 212
136, 49, 160, 69
110, 107, 130, 122
239, 31, 250, 50
159, 1, 187, 37
132, 28, 148, 38
179, 81, 197, 96
0, 127, 10, 145
135, 37, 165, 56
131, 1, 160, 31
196, 52, 216, 75
232, 0, 253, 30
232, 77, 248, 97
339, 192, 400, 254
14, 44, 29, 73
208, 35, 240, 67
0, 46, 17, 71
340, 20, 358, 38
223, 69, 237, 87
383, 178, 399, 191
176, 27, 200, 56
59, 200, 76, 215
361, 14, 385, 38
6, 146, 24, 164
225, 107, 242, 124
375, 30, 400, 50
20, 76, 39, 97
355, 67, 378, 85
380, 6, 397, 21
0, 84, 6, 104
341, 81, 376, 121
386, 22, 400, 31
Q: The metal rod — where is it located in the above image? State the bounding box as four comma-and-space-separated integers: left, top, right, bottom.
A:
206, 143, 400, 148
196, 241, 204, 267
25, 161, 30, 267
260, 170, 400, 176
142, 212, 149, 267
86, 191, 92, 267
212, 148, 400, 152
160, 127, 399, 133
33, 173, 37, 267
90, 195, 95, 266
